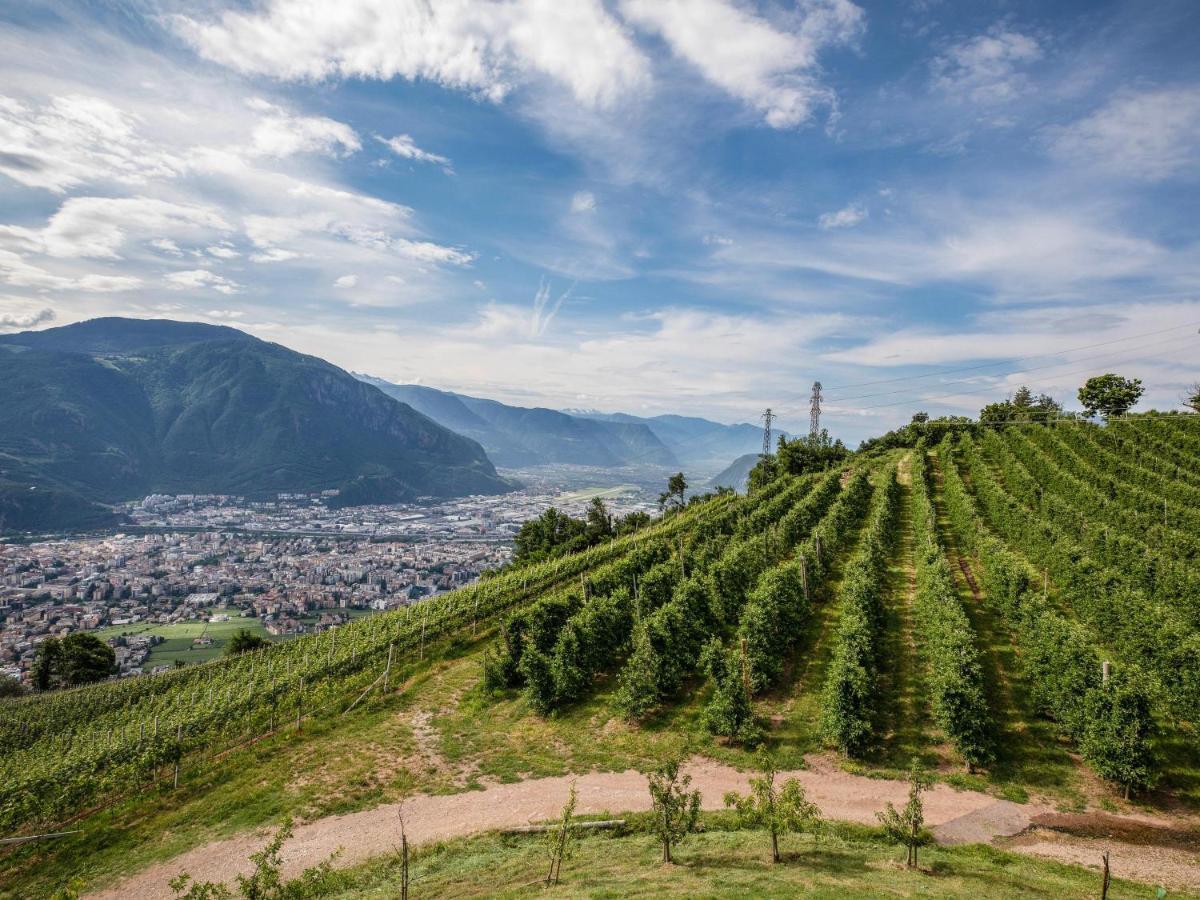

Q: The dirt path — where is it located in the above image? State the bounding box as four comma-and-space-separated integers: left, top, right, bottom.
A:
88, 752, 1200, 898
90, 754, 1038, 899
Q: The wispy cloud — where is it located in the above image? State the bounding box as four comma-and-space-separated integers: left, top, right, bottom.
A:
931, 26, 1041, 105
619, 0, 864, 128
376, 133, 452, 172
818, 202, 867, 229
531, 278, 573, 337
1044, 86, 1200, 181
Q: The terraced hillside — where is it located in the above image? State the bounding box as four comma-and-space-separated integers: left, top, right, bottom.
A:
3, 413, 1200, 898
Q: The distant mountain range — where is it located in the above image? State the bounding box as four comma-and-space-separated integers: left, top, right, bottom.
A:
358, 379, 677, 468
0, 318, 509, 531
570, 411, 786, 473
359, 378, 777, 473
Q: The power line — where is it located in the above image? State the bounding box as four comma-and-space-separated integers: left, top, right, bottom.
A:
821, 320, 1200, 392
826, 332, 1199, 403
837, 341, 1198, 412
912, 411, 1200, 430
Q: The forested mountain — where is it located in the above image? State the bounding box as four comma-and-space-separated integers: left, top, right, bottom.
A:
0, 319, 509, 531
359, 379, 678, 468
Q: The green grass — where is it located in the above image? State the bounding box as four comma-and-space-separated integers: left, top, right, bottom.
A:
555, 485, 640, 504
93, 609, 282, 666
218, 821, 1192, 899
870, 460, 937, 771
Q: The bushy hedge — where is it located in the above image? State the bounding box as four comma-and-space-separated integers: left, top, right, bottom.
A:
821, 466, 901, 756
937, 437, 1157, 795
909, 450, 993, 770
738, 470, 874, 693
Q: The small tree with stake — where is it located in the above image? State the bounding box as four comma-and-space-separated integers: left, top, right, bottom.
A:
724, 749, 822, 863
876, 759, 932, 869
646, 757, 702, 864
544, 781, 579, 885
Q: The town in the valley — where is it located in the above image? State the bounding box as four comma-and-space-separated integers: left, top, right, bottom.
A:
0, 473, 658, 684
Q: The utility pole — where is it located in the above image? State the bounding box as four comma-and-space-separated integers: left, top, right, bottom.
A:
760, 408, 774, 458
809, 381, 823, 441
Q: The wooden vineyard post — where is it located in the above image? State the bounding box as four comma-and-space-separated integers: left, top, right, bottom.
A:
296, 676, 305, 731
739, 638, 751, 696
472, 593, 480, 636
814, 535, 822, 562
800, 555, 809, 603
420, 605, 427, 660
1100, 850, 1111, 900
398, 808, 410, 900
384, 642, 394, 693
174, 724, 182, 789
1102, 660, 1112, 685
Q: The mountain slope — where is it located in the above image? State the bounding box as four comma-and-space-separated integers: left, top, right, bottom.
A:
361, 379, 678, 468
0, 319, 510, 530
572, 411, 782, 473
706, 452, 759, 492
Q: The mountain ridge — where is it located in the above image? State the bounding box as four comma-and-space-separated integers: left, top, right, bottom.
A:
357, 378, 679, 469
0, 319, 511, 531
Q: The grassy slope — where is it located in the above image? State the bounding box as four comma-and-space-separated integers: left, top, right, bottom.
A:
228, 823, 1191, 899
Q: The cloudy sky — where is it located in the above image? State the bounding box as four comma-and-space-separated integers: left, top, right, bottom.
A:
1, 0, 1198, 443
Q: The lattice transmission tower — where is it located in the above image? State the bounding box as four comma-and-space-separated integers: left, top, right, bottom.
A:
809, 381, 823, 440
760, 408, 774, 458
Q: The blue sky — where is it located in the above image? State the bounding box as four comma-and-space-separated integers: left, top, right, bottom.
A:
0, 0, 1197, 444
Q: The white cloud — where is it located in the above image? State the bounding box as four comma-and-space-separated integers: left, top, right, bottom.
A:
334, 274, 358, 288
703, 233, 733, 246
165, 269, 240, 294
0, 305, 54, 330
0, 94, 183, 192
250, 104, 361, 158
249, 247, 301, 263
569, 191, 596, 213
818, 202, 867, 229
151, 238, 184, 256
206, 243, 241, 259
936, 213, 1162, 284
205, 308, 245, 320
377, 134, 452, 170
931, 27, 1041, 105
0, 196, 231, 259
619, 0, 864, 128
1045, 86, 1200, 181
175, 0, 650, 109
0, 249, 142, 292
